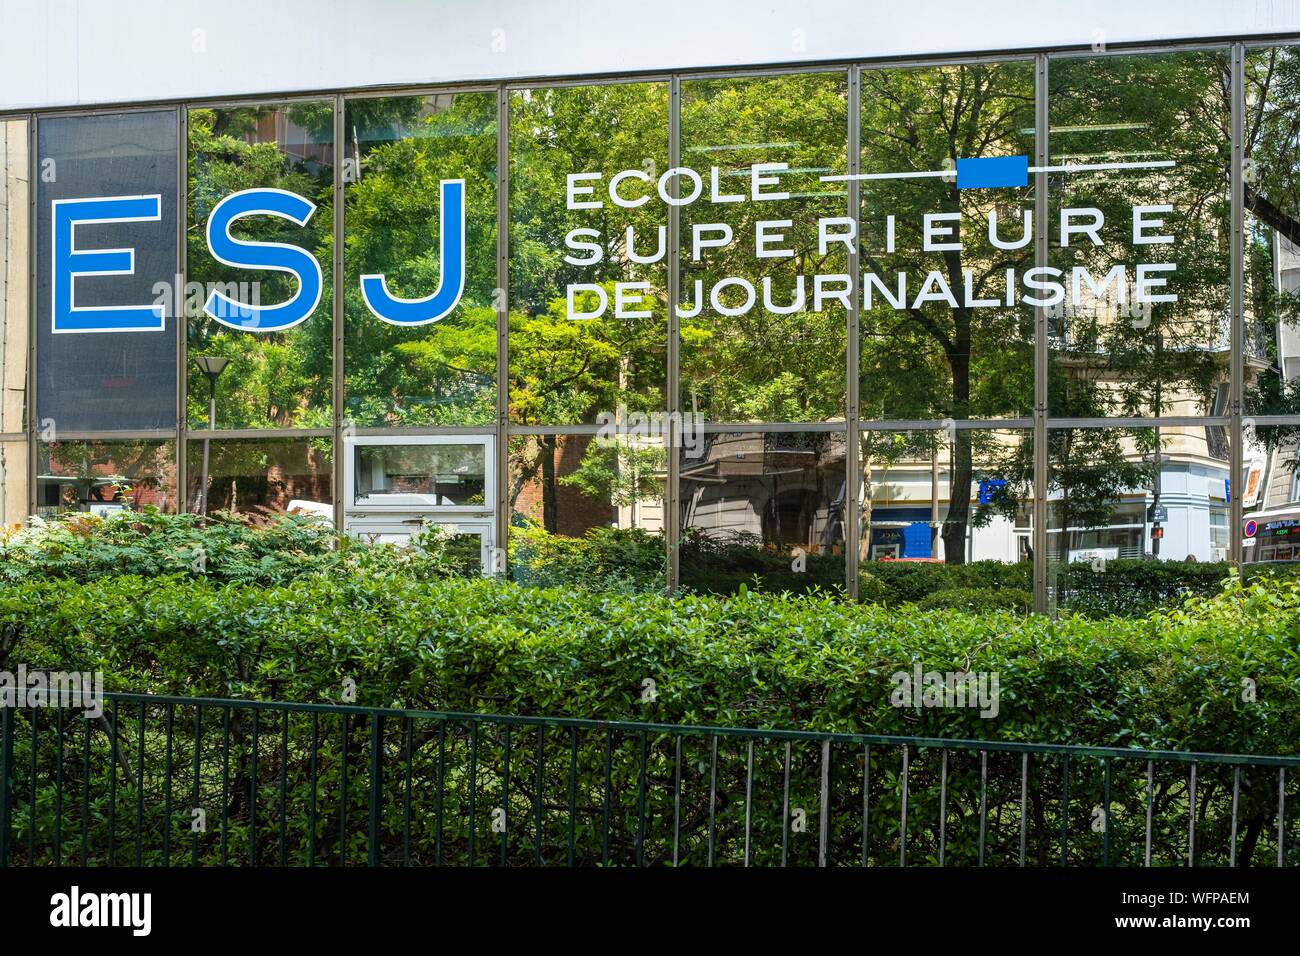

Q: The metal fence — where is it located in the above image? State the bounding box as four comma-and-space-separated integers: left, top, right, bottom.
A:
2, 692, 1298, 867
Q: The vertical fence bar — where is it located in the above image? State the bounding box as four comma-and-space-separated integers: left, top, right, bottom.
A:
781, 741, 791, 868
1144, 760, 1154, 868
0, 707, 11, 867
219, 705, 229, 867
1019, 752, 1028, 867
369, 714, 383, 868
82, 715, 90, 866
743, 739, 753, 867
108, 701, 117, 866
707, 734, 718, 868
55, 704, 65, 866
534, 725, 544, 867
249, 708, 258, 866
435, 719, 446, 866
403, 717, 413, 868
501, 723, 511, 867
672, 734, 682, 867
938, 749, 948, 867
1230, 766, 1240, 868
861, 744, 870, 867
1279, 768, 1287, 868
308, 712, 318, 867
467, 720, 477, 866
29, 707, 37, 864
279, 712, 288, 867
191, 706, 200, 866
978, 750, 988, 867
602, 728, 612, 866
339, 712, 349, 866
162, 703, 173, 866
1102, 758, 1111, 867
567, 726, 577, 867
1059, 754, 1069, 867
1188, 762, 1197, 868
818, 739, 831, 868
134, 702, 145, 866
899, 745, 909, 867
637, 730, 648, 867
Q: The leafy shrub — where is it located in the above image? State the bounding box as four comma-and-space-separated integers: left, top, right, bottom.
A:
0, 509, 475, 586
4, 568, 1298, 866
3, 570, 1296, 757
916, 586, 1032, 613
509, 522, 666, 593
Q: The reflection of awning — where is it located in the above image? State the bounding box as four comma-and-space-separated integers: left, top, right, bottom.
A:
681, 449, 819, 482
38, 475, 125, 486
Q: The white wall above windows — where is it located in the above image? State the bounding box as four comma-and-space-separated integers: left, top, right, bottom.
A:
3, 0, 1300, 112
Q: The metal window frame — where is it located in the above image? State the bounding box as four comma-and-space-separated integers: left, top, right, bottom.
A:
8, 33, 1300, 613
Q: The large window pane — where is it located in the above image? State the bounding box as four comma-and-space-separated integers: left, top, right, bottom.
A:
860, 427, 1031, 565
680, 73, 848, 424
1047, 425, 1230, 616
1, 118, 27, 437
859, 62, 1035, 421
344, 93, 496, 427
1244, 46, 1300, 419
37, 440, 176, 516
187, 103, 334, 430
1047, 52, 1231, 419
37, 111, 178, 432
509, 83, 668, 426
508, 432, 666, 590
186, 437, 332, 517
680, 429, 846, 594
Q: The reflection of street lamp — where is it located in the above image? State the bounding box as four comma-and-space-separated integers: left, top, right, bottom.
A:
193, 356, 230, 515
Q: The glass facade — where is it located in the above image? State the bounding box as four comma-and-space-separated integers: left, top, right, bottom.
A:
4, 40, 1300, 612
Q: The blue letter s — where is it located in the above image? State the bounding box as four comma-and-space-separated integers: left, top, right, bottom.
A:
204, 188, 323, 331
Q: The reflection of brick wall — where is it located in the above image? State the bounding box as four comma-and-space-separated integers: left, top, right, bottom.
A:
514, 435, 616, 536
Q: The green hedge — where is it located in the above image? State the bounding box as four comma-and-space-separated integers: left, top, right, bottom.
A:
3, 570, 1295, 756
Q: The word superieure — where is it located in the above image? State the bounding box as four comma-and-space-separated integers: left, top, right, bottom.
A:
562, 162, 1177, 321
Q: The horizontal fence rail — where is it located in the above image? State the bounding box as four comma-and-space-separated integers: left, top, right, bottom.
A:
1, 692, 1298, 867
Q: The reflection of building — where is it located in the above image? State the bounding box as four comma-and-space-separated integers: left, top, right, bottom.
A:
681, 432, 846, 555
1243, 234, 1300, 562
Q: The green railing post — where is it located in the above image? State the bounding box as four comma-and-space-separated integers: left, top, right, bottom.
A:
0, 707, 12, 868
368, 714, 383, 868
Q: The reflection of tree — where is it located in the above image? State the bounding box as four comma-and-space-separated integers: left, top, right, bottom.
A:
344, 94, 497, 427
859, 64, 1035, 561
1243, 48, 1300, 447
187, 106, 335, 430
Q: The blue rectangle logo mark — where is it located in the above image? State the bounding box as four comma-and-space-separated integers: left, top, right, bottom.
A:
956, 155, 1029, 190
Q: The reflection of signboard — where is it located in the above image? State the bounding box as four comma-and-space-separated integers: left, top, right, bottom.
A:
1151, 526, 1164, 539
1242, 461, 1265, 507
1148, 504, 1167, 523
977, 479, 1006, 505
1069, 547, 1118, 564
1245, 519, 1258, 538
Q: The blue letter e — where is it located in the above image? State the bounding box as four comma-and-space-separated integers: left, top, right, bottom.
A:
204, 188, 323, 332
360, 179, 465, 326
52, 195, 165, 333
